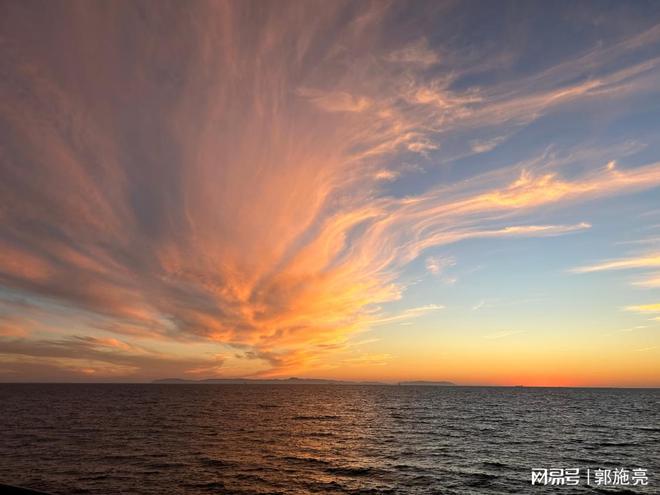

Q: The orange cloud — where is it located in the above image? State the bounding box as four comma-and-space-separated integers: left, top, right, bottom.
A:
1, 1, 660, 380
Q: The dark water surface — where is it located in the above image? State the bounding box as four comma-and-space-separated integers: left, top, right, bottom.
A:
0, 385, 657, 494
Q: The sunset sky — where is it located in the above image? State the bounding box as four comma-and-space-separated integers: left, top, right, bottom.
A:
1, 0, 659, 386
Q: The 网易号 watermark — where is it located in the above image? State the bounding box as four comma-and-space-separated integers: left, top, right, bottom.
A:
531, 468, 649, 487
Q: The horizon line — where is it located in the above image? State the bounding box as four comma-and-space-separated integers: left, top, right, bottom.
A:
1, 381, 658, 389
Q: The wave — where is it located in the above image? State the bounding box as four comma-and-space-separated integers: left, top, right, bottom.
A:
326, 466, 377, 476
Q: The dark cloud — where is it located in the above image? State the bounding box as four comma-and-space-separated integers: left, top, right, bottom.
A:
0, 335, 223, 381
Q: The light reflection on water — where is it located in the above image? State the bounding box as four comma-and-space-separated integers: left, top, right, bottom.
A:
0, 384, 658, 494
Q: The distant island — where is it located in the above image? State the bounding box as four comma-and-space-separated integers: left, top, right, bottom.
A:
153, 377, 386, 385
153, 377, 456, 386
397, 381, 455, 386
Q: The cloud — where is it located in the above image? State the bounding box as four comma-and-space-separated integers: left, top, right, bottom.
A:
625, 303, 660, 313
0, 335, 224, 381
470, 136, 508, 154
576, 253, 660, 319
425, 256, 456, 275
572, 252, 660, 295
0, 316, 30, 338
617, 325, 648, 333
368, 304, 445, 326
385, 39, 439, 67
300, 89, 372, 113
633, 274, 660, 288
1, 1, 660, 378
374, 169, 400, 181
572, 254, 660, 273
472, 301, 486, 311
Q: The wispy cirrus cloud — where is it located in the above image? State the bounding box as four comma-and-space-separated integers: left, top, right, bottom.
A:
572, 251, 660, 318
572, 254, 660, 273
626, 303, 660, 313
634, 274, 660, 288
425, 256, 456, 276
1, 1, 660, 380
573, 252, 660, 320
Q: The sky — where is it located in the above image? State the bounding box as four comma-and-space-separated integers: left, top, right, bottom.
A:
1, 0, 659, 386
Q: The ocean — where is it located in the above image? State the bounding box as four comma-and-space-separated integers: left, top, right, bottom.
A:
0, 384, 657, 494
